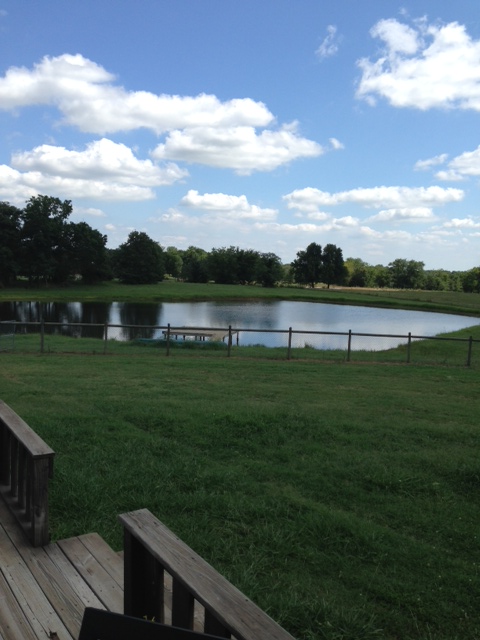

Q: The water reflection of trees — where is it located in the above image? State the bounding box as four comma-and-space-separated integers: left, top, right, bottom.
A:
117, 303, 162, 340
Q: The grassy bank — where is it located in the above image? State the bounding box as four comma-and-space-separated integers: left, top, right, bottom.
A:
0, 347, 479, 639
1, 280, 480, 316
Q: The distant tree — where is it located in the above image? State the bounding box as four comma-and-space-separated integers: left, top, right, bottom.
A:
164, 246, 183, 278
388, 259, 425, 289
370, 264, 391, 288
291, 242, 323, 288
0, 202, 22, 286
180, 246, 209, 282
321, 243, 346, 288
462, 267, 480, 293
236, 249, 259, 285
66, 222, 110, 283
345, 257, 369, 287
424, 269, 453, 292
257, 252, 284, 287
115, 231, 164, 284
208, 247, 239, 284
20, 195, 73, 284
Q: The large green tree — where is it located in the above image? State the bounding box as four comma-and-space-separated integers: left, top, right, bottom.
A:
388, 259, 425, 289
164, 246, 183, 278
207, 247, 240, 284
0, 202, 22, 286
20, 195, 72, 284
291, 242, 323, 288
256, 252, 284, 287
180, 246, 209, 282
115, 231, 165, 284
321, 243, 346, 288
66, 222, 110, 284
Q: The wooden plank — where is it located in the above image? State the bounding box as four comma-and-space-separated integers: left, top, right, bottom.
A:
0, 562, 73, 639
119, 509, 295, 640
0, 525, 73, 640
78, 533, 124, 587
0, 569, 38, 640
57, 536, 123, 614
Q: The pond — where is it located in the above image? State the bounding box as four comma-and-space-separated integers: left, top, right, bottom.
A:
1, 300, 479, 350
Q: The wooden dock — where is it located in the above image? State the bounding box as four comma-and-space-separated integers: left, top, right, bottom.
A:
162, 328, 239, 343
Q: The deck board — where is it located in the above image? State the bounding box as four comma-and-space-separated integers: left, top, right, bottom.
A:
56, 536, 123, 614
0, 499, 124, 640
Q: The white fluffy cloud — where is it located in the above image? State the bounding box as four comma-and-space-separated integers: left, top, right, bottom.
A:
152, 123, 322, 175
443, 217, 480, 229
0, 54, 272, 133
283, 185, 463, 211
367, 207, 435, 222
0, 164, 157, 203
0, 138, 187, 202
12, 139, 187, 186
434, 145, 480, 181
180, 190, 277, 221
0, 54, 322, 173
357, 19, 480, 110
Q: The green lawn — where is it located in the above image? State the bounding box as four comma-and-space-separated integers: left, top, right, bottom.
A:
1, 347, 479, 640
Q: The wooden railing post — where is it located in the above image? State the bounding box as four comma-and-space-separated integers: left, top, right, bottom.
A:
347, 330, 352, 362
407, 332, 412, 363
0, 401, 54, 546
287, 327, 292, 360
227, 325, 232, 357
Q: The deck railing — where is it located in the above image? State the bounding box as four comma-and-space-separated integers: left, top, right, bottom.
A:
119, 508, 295, 640
0, 400, 54, 546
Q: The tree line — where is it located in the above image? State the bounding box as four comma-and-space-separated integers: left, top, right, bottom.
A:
1, 195, 479, 292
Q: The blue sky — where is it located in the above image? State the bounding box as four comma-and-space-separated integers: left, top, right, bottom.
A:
1, 1, 480, 270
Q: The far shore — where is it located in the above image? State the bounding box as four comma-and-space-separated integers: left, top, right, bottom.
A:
1, 280, 480, 317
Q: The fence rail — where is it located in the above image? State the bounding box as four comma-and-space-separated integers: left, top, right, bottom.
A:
1, 320, 478, 366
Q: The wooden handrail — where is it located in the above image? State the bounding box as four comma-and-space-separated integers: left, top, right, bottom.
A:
0, 400, 54, 546
119, 509, 296, 640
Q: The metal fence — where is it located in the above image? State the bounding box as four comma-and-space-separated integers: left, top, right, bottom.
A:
1, 320, 478, 367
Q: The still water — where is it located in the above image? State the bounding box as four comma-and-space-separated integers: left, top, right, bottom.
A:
1, 300, 479, 350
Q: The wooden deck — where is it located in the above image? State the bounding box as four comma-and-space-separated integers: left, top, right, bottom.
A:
0, 498, 124, 640
0, 399, 295, 640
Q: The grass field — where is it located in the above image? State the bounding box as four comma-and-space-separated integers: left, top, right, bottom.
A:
1, 284, 479, 638
1, 342, 479, 639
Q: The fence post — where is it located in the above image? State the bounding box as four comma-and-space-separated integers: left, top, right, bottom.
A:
40, 312, 45, 354
287, 327, 292, 360
467, 336, 473, 367
166, 324, 171, 357
347, 330, 352, 362
407, 332, 412, 364
103, 322, 108, 355
227, 325, 232, 357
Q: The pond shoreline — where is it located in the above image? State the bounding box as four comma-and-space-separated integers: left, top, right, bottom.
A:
0, 281, 479, 317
